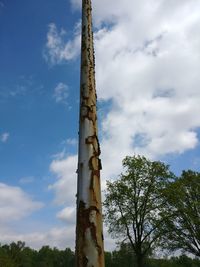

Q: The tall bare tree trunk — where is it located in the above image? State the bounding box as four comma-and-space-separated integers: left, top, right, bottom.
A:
75, 0, 105, 266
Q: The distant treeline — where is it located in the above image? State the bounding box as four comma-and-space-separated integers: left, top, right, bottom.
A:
0, 241, 200, 267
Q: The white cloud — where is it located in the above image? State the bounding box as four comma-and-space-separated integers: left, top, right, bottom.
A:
0, 184, 62, 250
0, 132, 10, 143
0, 224, 115, 251
56, 207, 76, 224
0, 182, 74, 250
52, 149, 67, 160
0, 183, 43, 223
47, 0, 200, 250
66, 138, 77, 146
0, 226, 75, 250
53, 82, 69, 104
61, 1, 200, 174
92, 0, 200, 180
43, 23, 80, 65
51, 139, 77, 160
49, 155, 77, 206
70, 0, 81, 10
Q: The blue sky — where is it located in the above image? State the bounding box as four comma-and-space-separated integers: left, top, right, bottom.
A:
0, 0, 200, 251
0, 1, 79, 183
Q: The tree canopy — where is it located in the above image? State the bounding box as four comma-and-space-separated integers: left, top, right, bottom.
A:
162, 170, 200, 256
1, 241, 200, 267
104, 155, 175, 267
0, 242, 75, 267
1, 156, 200, 267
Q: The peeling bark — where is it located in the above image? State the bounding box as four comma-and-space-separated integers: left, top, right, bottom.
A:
76, 0, 105, 266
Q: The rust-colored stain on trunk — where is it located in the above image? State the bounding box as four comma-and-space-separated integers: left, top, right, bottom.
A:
76, 0, 105, 266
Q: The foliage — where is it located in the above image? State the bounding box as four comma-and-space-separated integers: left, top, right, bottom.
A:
1, 158, 200, 266
147, 255, 200, 267
105, 246, 200, 267
162, 170, 200, 257
105, 243, 136, 267
104, 155, 175, 267
0, 242, 74, 267
0, 241, 200, 267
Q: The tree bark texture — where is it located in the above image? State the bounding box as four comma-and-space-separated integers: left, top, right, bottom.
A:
75, 0, 105, 266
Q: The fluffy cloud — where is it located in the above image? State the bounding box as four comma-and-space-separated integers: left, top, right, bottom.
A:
0, 132, 10, 143
0, 226, 75, 250
43, 23, 80, 65
70, 0, 81, 10
48, 146, 117, 249
0, 218, 115, 251
56, 207, 76, 224
0, 184, 75, 250
49, 154, 77, 206
53, 82, 69, 104
53, 0, 200, 170
46, 155, 77, 248
0, 181, 74, 250
91, 0, 200, 180
0, 183, 43, 223
47, 0, 200, 250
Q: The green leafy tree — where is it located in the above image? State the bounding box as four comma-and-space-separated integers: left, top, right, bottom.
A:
111, 243, 136, 267
36, 246, 55, 267
1, 241, 200, 267
104, 155, 175, 267
163, 170, 200, 257
35, 246, 75, 267
147, 255, 200, 267
58, 248, 75, 267
20, 247, 37, 267
0, 245, 15, 267
0, 241, 25, 267
0, 241, 29, 267
105, 251, 113, 267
